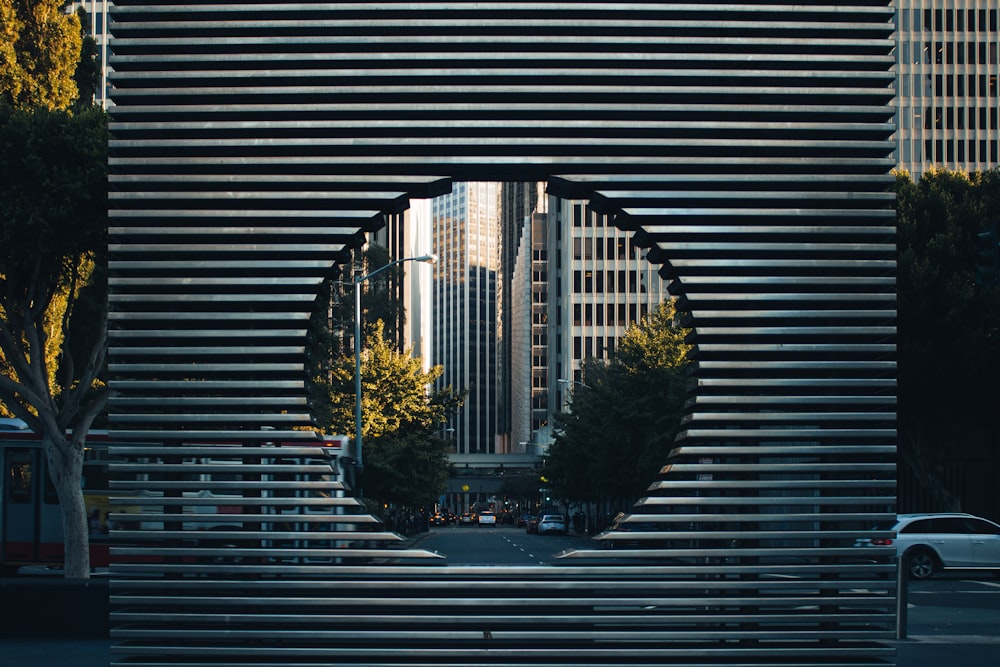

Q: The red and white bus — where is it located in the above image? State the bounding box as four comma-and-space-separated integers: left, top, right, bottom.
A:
1, 418, 352, 574
0, 418, 119, 573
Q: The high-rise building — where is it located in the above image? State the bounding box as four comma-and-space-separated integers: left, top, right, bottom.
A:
894, 1, 1000, 177
430, 182, 502, 454
508, 188, 548, 454
497, 182, 542, 453
546, 199, 670, 423
506, 196, 671, 454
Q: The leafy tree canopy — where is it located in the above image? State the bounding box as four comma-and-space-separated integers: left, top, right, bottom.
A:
546, 300, 691, 504
1, 0, 82, 111
320, 319, 464, 507
0, 103, 107, 427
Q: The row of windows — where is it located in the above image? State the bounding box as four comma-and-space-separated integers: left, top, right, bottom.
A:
917, 137, 1000, 163
573, 335, 618, 360
572, 236, 639, 261
900, 7, 999, 33
572, 204, 607, 228
572, 302, 649, 330
911, 105, 1000, 131
900, 72, 1000, 98
913, 40, 999, 65
899, 136, 1000, 164
573, 270, 647, 294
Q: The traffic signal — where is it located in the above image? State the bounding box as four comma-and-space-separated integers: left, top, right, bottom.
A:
975, 224, 1000, 285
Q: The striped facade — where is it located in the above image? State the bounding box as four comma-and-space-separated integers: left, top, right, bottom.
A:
107, 2, 899, 666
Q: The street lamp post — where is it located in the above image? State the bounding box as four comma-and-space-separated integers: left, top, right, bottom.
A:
556, 378, 591, 412
352, 254, 437, 476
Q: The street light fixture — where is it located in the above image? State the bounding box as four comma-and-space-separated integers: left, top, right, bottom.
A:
557, 378, 592, 390
353, 254, 437, 478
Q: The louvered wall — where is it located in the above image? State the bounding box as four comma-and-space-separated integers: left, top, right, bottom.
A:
107, 2, 899, 666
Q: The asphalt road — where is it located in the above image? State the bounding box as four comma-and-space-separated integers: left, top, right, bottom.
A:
419, 522, 591, 564
897, 573, 1000, 665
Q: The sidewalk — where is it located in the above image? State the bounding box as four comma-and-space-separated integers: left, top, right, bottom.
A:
0, 639, 110, 667
2, 634, 993, 667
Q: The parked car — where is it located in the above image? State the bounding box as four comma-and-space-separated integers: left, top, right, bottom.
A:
478, 511, 497, 526
525, 515, 539, 534
517, 513, 534, 528
536, 514, 567, 535
857, 513, 1000, 579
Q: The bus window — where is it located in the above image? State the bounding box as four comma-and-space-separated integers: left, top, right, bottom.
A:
43, 464, 59, 505
82, 461, 110, 494
5, 450, 32, 504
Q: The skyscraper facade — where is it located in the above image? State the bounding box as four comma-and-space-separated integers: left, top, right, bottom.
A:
547, 199, 671, 416
497, 182, 542, 453
895, 1, 1000, 177
506, 196, 672, 452
430, 182, 502, 454
508, 194, 549, 454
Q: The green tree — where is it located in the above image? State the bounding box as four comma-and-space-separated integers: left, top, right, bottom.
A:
0, 0, 82, 111
306, 245, 409, 430
896, 168, 1000, 511
0, 103, 108, 578
321, 320, 463, 508
547, 300, 691, 510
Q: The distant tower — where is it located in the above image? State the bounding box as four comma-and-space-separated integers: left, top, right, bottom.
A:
894, 1, 1000, 177
508, 186, 548, 453
431, 182, 502, 454
499, 182, 543, 453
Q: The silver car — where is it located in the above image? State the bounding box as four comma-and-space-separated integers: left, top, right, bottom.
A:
536, 514, 566, 535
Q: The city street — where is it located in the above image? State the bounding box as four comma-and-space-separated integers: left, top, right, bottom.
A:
419, 522, 593, 565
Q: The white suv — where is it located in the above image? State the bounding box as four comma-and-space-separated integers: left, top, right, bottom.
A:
865, 513, 1000, 579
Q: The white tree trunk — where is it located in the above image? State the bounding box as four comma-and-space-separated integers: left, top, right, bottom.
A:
44, 434, 90, 578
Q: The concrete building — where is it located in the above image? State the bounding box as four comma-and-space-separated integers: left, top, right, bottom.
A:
497, 182, 542, 453
895, 1, 1000, 177
546, 199, 671, 419
508, 188, 549, 454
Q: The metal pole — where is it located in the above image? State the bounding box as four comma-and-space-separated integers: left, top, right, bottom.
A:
354, 272, 363, 472
350, 253, 435, 492
896, 553, 909, 639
